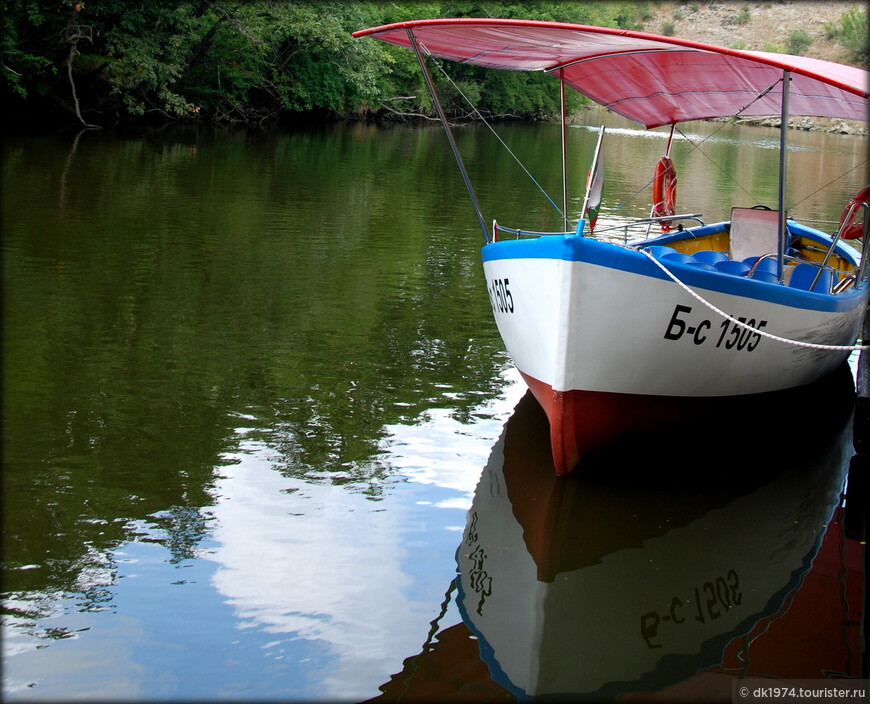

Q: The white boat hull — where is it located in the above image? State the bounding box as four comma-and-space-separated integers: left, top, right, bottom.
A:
481, 229, 867, 474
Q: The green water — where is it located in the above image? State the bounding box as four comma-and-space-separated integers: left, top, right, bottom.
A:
3, 123, 508, 567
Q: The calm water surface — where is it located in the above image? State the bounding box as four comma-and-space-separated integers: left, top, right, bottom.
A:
2, 116, 866, 701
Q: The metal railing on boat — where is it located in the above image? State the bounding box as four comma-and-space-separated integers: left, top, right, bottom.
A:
817, 200, 869, 290
492, 213, 705, 243
492, 213, 866, 294
595, 213, 705, 241
492, 222, 572, 241
746, 252, 849, 294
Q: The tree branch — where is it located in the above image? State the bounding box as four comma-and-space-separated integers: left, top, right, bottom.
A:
63, 6, 100, 128
378, 102, 442, 122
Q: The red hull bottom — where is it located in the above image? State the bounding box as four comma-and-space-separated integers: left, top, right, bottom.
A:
520, 372, 714, 477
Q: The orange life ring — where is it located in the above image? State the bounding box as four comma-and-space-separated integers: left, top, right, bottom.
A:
837, 185, 869, 240
652, 156, 677, 232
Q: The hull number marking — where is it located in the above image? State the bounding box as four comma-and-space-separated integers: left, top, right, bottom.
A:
664, 304, 767, 351
487, 278, 514, 314
640, 569, 743, 649
463, 512, 492, 616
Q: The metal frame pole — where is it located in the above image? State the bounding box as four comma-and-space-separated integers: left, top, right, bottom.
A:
664, 123, 675, 157
407, 30, 490, 243
777, 71, 791, 282
560, 70, 569, 232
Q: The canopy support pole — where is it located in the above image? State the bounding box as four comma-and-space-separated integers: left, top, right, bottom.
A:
665, 123, 676, 157
560, 70, 569, 232
777, 71, 791, 282
407, 29, 490, 244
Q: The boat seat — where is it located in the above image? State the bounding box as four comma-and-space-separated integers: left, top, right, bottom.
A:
789, 263, 834, 293
745, 256, 781, 282
729, 207, 781, 261
661, 252, 698, 265
694, 250, 729, 265
743, 256, 779, 273
646, 245, 678, 259
750, 270, 780, 283
714, 260, 751, 276
688, 261, 719, 272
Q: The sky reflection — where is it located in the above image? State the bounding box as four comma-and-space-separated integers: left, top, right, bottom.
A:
3, 367, 524, 701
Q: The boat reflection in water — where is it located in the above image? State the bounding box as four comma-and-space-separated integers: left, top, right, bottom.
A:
371, 363, 864, 702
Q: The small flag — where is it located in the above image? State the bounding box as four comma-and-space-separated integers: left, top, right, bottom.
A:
585, 150, 604, 234
583, 129, 605, 234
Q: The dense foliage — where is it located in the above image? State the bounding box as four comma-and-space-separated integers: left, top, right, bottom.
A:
0, 1, 654, 127
2, 2, 867, 128
824, 5, 869, 67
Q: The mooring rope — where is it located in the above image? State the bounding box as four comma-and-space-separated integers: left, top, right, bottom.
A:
639, 249, 869, 351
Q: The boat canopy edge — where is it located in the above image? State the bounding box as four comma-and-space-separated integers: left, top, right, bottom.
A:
353, 18, 869, 127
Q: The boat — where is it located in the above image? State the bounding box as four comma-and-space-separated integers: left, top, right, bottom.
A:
353, 19, 870, 476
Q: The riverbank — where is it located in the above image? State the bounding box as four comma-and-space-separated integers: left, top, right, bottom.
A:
731, 116, 867, 136
566, 105, 867, 137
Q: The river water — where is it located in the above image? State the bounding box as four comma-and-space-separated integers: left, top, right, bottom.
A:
2, 115, 866, 701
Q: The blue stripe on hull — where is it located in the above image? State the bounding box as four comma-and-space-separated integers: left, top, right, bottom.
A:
481, 232, 866, 314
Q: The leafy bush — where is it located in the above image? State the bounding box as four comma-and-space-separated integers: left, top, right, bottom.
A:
786, 28, 813, 55
828, 6, 869, 67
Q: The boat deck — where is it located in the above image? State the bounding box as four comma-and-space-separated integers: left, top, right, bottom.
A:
634, 218, 863, 295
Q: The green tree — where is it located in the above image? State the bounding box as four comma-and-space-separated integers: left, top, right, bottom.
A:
0, 1, 702, 127
1, 1, 395, 125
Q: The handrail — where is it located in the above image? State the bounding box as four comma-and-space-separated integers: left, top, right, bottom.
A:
746, 251, 783, 278
492, 214, 706, 242
593, 213, 705, 237
789, 200, 869, 290
746, 251, 861, 294
596, 213, 705, 240
492, 222, 572, 241
833, 275, 857, 293
823, 200, 868, 288
748, 251, 841, 273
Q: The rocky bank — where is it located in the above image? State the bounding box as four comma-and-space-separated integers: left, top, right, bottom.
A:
638, 1, 867, 136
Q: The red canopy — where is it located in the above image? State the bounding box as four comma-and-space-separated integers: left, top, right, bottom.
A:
353, 19, 869, 128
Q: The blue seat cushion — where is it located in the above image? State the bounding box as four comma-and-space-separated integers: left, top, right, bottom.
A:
662, 252, 699, 265
694, 250, 729, 265
750, 270, 780, 283
646, 245, 678, 259
789, 263, 834, 293
715, 260, 751, 276
688, 261, 719, 272
744, 256, 781, 276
